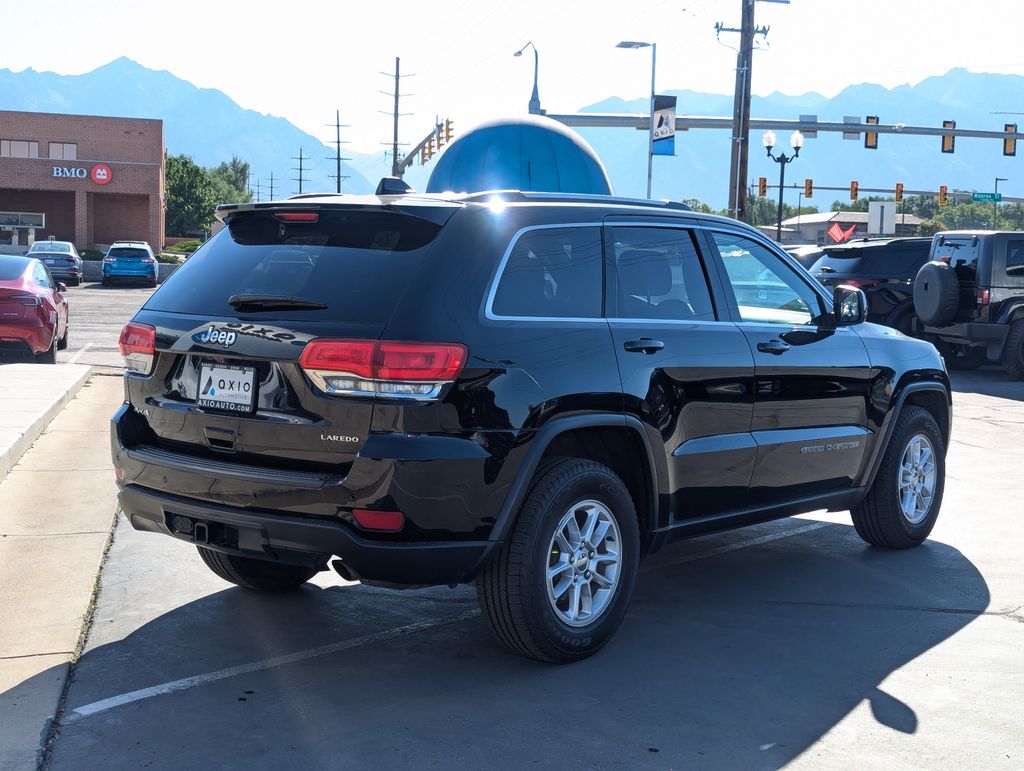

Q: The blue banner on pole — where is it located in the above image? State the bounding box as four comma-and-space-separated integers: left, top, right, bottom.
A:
652, 94, 677, 157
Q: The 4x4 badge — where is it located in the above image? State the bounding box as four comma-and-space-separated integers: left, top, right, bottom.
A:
196, 326, 237, 348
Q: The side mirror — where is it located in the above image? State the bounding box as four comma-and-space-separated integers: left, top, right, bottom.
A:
57, 282, 68, 293
833, 285, 867, 325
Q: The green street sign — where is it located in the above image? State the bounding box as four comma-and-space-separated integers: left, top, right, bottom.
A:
972, 192, 1002, 202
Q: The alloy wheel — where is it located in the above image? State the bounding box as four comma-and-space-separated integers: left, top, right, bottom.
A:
545, 500, 621, 627
898, 433, 937, 524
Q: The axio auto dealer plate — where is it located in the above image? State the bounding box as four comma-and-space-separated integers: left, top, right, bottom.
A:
197, 364, 256, 412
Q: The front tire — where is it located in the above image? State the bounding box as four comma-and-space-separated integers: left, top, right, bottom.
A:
196, 546, 317, 591
852, 406, 945, 549
477, 458, 640, 663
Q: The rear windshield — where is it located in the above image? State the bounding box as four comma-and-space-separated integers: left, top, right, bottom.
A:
145, 209, 442, 322
0, 259, 29, 280
108, 247, 150, 259
30, 242, 71, 253
932, 237, 980, 268
815, 241, 929, 276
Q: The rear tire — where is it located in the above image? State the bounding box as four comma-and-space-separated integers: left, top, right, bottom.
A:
196, 546, 317, 591
852, 406, 945, 549
1002, 319, 1024, 381
477, 457, 640, 663
36, 333, 57, 364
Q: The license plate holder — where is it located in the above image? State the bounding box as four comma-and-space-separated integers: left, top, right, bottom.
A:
196, 364, 256, 413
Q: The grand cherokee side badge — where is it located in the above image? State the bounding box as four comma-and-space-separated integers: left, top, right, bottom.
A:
321, 434, 360, 443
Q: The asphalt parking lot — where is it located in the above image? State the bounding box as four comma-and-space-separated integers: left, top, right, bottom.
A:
8, 367, 1015, 768
56, 282, 156, 371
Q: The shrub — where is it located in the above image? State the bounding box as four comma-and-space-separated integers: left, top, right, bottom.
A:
157, 253, 182, 264
80, 249, 104, 260
166, 239, 202, 254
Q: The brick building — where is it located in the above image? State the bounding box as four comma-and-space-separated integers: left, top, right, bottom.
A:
0, 110, 164, 250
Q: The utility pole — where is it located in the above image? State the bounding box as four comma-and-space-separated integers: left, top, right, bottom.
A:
719, 0, 787, 223
380, 57, 413, 177
292, 148, 309, 195
326, 110, 351, 194
268, 171, 275, 201
252, 178, 263, 203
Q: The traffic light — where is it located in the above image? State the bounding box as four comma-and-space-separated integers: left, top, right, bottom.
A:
850, 180, 859, 201
941, 120, 956, 153
804, 179, 813, 198
436, 125, 445, 150
419, 146, 427, 165
444, 118, 454, 144
895, 182, 904, 203
1005, 123, 1017, 157
938, 185, 949, 206
758, 176, 767, 197
425, 134, 435, 161
864, 115, 879, 149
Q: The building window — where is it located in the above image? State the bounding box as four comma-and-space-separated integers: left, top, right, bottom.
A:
0, 139, 40, 158
49, 142, 77, 160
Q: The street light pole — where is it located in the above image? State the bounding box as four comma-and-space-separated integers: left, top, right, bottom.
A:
995, 177, 1008, 229
514, 42, 542, 115
763, 130, 804, 243
616, 40, 657, 199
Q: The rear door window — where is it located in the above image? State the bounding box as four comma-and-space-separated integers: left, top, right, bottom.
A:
146, 209, 443, 323
491, 226, 602, 319
1006, 239, 1024, 277
609, 227, 716, 321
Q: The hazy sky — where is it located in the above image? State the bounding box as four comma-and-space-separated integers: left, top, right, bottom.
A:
4, 0, 1022, 175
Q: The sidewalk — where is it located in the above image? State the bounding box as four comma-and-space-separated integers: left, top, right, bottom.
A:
0, 374, 123, 770
0, 364, 92, 482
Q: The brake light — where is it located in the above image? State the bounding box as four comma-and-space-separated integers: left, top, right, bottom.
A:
140, 256, 156, 263
103, 256, 116, 263
299, 339, 467, 399
118, 322, 156, 374
842, 279, 877, 289
274, 212, 319, 223
352, 509, 405, 532
8, 293, 40, 307
976, 288, 990, 306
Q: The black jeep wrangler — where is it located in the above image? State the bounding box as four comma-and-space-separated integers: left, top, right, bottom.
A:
112, 190, 952, 662
914, 230, 1024, 376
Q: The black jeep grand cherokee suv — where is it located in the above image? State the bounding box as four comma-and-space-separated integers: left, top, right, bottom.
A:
112, 190, 951, 663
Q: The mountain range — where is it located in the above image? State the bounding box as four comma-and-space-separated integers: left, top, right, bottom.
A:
1, 59, 1021, 208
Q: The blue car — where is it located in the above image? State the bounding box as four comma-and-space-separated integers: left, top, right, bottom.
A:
101, 241, 158, 287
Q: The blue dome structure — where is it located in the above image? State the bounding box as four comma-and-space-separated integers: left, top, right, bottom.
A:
425, 115, 612, 196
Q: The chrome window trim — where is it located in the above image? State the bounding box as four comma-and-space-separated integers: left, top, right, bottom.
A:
484, 223, 604, 322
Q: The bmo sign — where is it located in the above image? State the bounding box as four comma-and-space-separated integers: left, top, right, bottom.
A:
51, 163, 113, 185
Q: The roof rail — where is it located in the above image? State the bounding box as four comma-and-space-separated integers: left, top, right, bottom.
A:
456, 190, 692, 211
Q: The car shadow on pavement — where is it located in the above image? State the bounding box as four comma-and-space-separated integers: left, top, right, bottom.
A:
948, 368, 1024, 401
5, 520, 990, 769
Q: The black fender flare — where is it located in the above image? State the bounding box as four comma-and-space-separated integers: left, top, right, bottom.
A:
862, 381, 951, 487
487, 414, 659, 544
996, 299, 1024, 325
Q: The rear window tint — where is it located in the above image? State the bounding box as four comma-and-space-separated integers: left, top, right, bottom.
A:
0, 259, 29, 280
145, 210, 442, 322
491, 227, 602, 318
817, 242, 929, 275
108, 248, 150, 259
1006, 240, 1024, 276
30, 242, 71, 253
932, 238, 980, 268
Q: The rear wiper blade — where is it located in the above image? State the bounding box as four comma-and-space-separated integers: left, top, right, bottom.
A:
228, 294, 327, 311
817, 266, 836, 273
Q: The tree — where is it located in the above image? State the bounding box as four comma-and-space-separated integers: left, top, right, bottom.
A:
210, 156, 252, 206
166, 154, 217, 236
745, 196, 817, 227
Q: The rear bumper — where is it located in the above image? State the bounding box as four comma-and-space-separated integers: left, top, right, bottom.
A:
118, 484, 495, 585
918, 321, 1008, 358
0, 317, 51, 354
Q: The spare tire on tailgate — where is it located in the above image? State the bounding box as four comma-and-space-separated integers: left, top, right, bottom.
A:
914, 261, 961, 326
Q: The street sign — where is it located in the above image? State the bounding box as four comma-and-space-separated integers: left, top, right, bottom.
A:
652, 95, 677, 156
972, 192, 1002, 202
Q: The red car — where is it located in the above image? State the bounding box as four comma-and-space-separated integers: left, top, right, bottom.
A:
0, 254, 69, 363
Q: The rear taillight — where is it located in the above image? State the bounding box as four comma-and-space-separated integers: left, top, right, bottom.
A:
299, 339, 467, 399
103, 256, 116, 263
352, 509, 405, 531
976, 288, 990, 306
7, 293, 40, 307
118, 322, 156, 375
275, 212, 319, 223
141, 256, 155, 263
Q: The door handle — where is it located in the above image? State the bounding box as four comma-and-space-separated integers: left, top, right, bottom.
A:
623, 338, 665, 354
757, 339, 790, 355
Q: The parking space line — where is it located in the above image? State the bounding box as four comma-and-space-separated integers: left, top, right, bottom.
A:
64, 521, 828, 724
64, 608, 482, 724
67, 343, 93, 364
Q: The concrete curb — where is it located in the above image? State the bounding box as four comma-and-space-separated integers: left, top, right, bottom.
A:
0, 363, 92, 482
